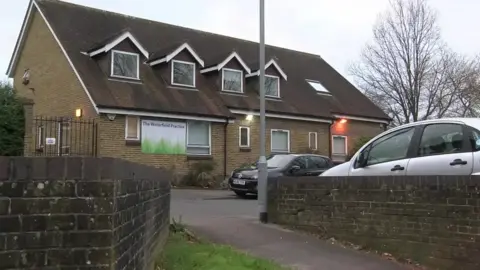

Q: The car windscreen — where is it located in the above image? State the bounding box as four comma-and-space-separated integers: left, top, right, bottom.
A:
266, 155, 294, 168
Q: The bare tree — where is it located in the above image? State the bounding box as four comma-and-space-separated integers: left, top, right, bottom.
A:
350, 0, 480, 126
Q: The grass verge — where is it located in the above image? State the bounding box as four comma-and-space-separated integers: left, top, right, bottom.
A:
156, 221, 288, 270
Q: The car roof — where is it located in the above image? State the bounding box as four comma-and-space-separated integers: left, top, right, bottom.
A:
289, 153, 331, 159
388, 117, 480, 133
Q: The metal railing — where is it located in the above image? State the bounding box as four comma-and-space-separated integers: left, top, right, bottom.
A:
32, 116, 97, 157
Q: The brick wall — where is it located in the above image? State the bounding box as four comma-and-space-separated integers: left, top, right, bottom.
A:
13, 8, 96, 118
226, 114, 330, 173
96, 115, 226, 177
268, 176, 480, 270
0, 157, 170, 270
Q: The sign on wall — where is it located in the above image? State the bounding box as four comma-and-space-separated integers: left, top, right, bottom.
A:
141, 120, 186, 154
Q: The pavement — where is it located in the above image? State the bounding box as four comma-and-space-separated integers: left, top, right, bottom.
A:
170, 189, 411, 270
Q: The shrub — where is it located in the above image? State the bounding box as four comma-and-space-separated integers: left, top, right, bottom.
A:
182, 161, 217, 188
0, 82, 25, 156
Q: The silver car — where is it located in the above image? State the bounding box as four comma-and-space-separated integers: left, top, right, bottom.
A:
321, 118, 480, 176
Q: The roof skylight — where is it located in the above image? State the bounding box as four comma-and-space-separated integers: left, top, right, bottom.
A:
307, 80, 329, 93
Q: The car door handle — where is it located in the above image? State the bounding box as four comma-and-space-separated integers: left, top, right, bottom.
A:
450, 159, 467, 166
390, 165, 405, 171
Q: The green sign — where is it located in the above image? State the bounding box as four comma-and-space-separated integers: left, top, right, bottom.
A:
141, 120, 186, 154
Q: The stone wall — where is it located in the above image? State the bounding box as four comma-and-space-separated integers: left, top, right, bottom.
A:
0, 157, 170, 270
268, 176, 480, 270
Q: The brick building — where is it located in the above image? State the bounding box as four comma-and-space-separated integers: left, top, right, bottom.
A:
7, 0, 390, 177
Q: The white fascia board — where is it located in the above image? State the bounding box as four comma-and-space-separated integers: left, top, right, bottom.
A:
88, 32, 149, 58
230, 109, 332, 123
149, 43, 205, 67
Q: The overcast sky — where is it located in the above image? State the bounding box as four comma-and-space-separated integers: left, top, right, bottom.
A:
2, 0, 480, 83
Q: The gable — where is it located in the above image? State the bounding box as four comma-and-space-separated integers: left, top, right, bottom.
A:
86, 31, 149, 58
10, 3, 97, 117
7, 0, 98, 114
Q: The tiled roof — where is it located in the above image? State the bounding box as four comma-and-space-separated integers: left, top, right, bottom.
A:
34, 0, 389, 121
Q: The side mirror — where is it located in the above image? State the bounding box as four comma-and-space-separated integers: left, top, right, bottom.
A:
357, 152, 368, 168
290, 165, 301, 173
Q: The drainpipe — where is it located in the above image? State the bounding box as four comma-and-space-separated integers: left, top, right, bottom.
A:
328, 119, 334, 159
224, 119, 229, 178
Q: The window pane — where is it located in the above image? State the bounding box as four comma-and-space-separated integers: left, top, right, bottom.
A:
126, 116, 139, 139
240, 127, 249, 146
307, 81, 329, 93
308, 156, 328, 169
418, 124, 464, 156
366, 127, 415, 166
332, 137, 346, 154
265, 76, 279, 97
112, 52, 138, 78
223, 70, 242, 92
187, 121, 209, 146
291, 157, 307, 169
309, 133, 317, 149
471, 130, 480, 151
37, 126, 44, 146
173, 62, 195, 86
272, 130, 288, 152
186, 147, 210, 155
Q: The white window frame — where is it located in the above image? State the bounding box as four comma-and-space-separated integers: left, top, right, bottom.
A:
222, 68, 243, 93
239, 126, 250, 147
125, 116, 140, 141
186, 121, 211, 155
57, 121, 71, 156
265, 75, 280, 98
110, 50, 140, 80
309, 132, 318, 150
306, 79, 330, 93
332, 135, 348, 155
270, 129, 290, 153
171, 60, 196, 87
37, 126, 44, 147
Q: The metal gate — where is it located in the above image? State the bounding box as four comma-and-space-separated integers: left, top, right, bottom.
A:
32, 116, 97, 156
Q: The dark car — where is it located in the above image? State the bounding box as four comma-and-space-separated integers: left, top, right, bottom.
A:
228, 154, 334, 197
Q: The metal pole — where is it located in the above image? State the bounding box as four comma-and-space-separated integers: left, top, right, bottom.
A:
258, 0, 268, 224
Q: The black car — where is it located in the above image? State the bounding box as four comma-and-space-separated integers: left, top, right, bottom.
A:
228, 154, 334, 197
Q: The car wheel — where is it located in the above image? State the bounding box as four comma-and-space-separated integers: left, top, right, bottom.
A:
234, 191, 247, 198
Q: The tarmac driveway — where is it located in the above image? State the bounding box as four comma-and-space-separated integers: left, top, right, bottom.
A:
170, 189, 411, 270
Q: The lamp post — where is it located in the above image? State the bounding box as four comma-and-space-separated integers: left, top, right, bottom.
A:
258, 0, 268, 224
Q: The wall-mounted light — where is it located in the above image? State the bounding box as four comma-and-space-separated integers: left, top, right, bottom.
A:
245, 114, 253, 121
75, 108, 83, 118
339, 118, 347, 124
22, 69, 30, 85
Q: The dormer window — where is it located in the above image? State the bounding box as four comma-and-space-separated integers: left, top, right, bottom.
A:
222, 69, 243, 93
265, 75, 280, 98
172, 60, 195, 87
111, 50, 140, 80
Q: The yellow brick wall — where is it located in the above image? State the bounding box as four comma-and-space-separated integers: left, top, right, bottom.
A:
11, 8, 97, 156
225, 114, 330, 173
97, 115, 226, 176
13, 9, 96, 118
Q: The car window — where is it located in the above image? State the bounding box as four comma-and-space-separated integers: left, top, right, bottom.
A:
307, 156, 329, 169
418, 124, 464, 157
365, 127, 415, 166
470, 129, 480, 151
266, 154, 294, 168
290, 156, 308, 169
